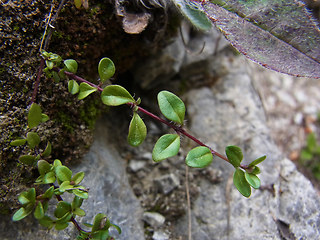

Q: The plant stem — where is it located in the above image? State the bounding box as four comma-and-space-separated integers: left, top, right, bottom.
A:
56, 69, 251, 169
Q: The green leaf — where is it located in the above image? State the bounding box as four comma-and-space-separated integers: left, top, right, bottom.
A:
244, 172, 261, 189
59, 181, 73, 192
251, 166, 261, 175
55, 166, 72, 182
110, 222, 122, 234
101, 85, 135, 106
38, 160, 52, 175
74, 0, 82, 9
248, 155, 267, 168
185, 146, 213, 168
18, 188, 36, 205
12, 206, 33, 221
72, 196, 84, 209
68, 80, 80, 95
202, 1, 320, 78
173, 0, 212, 31
38, 215, 54, 228
92, 213, 107, 232
152, 134, 180, 162
64, 59, 78, 73
55, 222, 69, 230
44, 171, 56, 184
26, 132, 41, 149
78, 82, 97, 100
54, 159, 62, 168
71, 172, 85, 185
46, 60, 54, 69
127, 113, 147, 147
233, 168, 251, 197
43, 186, 55, 199
300, 149, 313, 161
54, 201, 72, 218
19, 155, 36, 165
306, 133, 317, 151
157, 91, 186, 125
98, 57, 115, 83
34, 202, 45, 219
225, 145, 243, 168
73, 207, 86, 216
28, 103, 42, 129
72, 189, 89, 199
41, 113, 49, 122
42, 141, 52, 157
52, 71, 60, 83
10, 138, 27, 147
91, 230, 110, 240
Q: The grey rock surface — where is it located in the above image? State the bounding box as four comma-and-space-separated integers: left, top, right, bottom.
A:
0, 119, 145, 240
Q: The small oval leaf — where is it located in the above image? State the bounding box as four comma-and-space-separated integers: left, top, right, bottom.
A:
64, 59, 78, 74
37, 160, 52, 175
186, 146, 213, 168
233, 168, 251, 198
98, 57, 115, 83
92, 213, 107, 232
44, 171, 56, 184
55, 166, 72, 182
248, 155, 266, 168
244, 172, 261, 189
152, 134, 180, 162
28, 103, 42, 129
128, 113, 147, 147
68, 80, 80, 95
19, 155, 36, 165
12, 207, 33, 221
34, 202, 45, 219
225, 145, 243, 168
78, 82, 97, 100
10, 138, 27, 147
101, 85, 135, 106
26, 132, 41, 149
157, 91, 186, 125
72, 172, 85, 185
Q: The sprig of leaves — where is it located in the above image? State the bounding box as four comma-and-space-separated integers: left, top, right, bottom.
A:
11, 104, 120, 239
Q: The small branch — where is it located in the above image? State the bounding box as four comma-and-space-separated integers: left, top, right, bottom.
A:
31, 58, 45, 104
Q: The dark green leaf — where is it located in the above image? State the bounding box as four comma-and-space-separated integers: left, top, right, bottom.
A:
98, 57, 115, 83
101, 85, 135, 106
28, 103, 42, 129
78, 82, 97, 100
73, 207, 86, 216
251, 166, 261, 175
244, 172, 261, 189
52, 71, 60, 83
173, 0, 212, 31
72, 196, 84, 209
202, 1, 320, 78
64, 59, 78, 74
233, 168, 251, 197
18, 188, 36, 205
34, 202, 45, 219
91, 230, 110, 240
10, 138, 27, 147
38, 160, 52, 175
54, 201, 72, 218
42, 142, 52, 157
71, 172, 85, 185
185, 146, 213, 168
19, 155, 36, 165
38, 215, 54, 228
26, 132, 41, 149
55, 166, 72, 182
43, 186, 55, 199
157, 91, 186, 125
55, 222, 69, 230
68, 80, 80, 95
152, 134, 180, 162
248, 155, 267, 167
127, 113, 147, 147
225, 145, 243, 168
41, 113, 49, 122
92, 213, 107, 232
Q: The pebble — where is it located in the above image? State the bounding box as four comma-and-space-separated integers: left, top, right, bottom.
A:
154, 173, 180, 195
152, 230, 170, 240
142, 212, 165, 228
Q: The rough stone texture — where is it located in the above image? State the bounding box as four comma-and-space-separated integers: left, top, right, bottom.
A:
172, 56, 320, 240
0, 118, 145, 240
